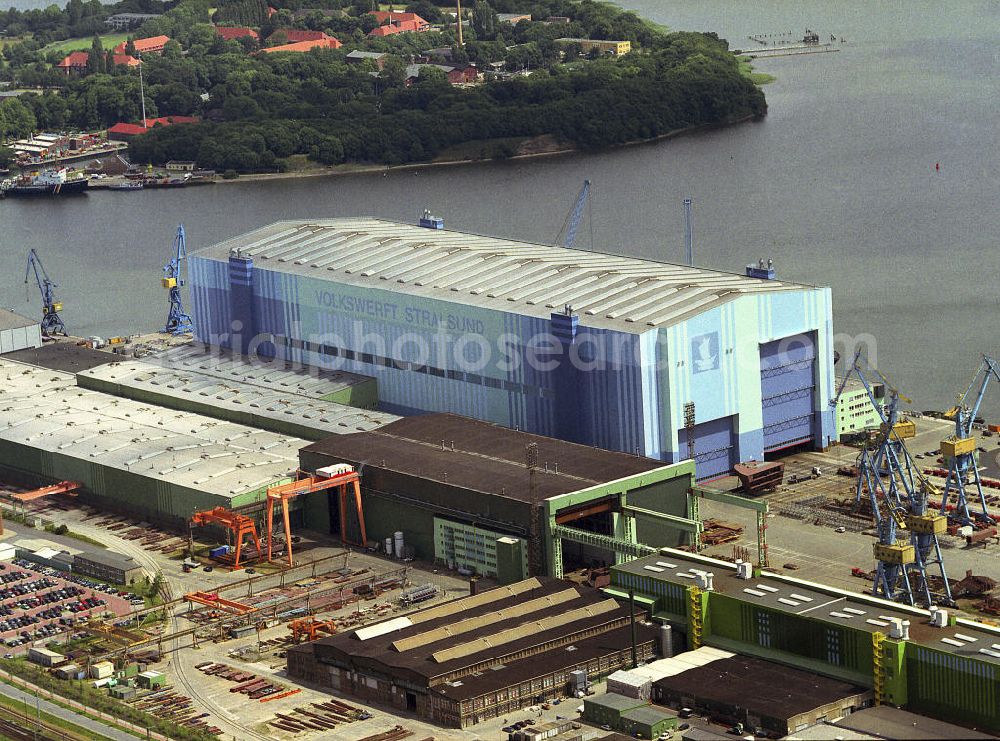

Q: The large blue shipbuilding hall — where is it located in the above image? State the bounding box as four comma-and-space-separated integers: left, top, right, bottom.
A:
188, 218, 835, 479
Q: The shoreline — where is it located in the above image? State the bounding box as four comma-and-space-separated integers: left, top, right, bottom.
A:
215, 114, 758, 186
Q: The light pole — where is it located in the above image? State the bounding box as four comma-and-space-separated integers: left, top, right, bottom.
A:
137, 52, 147, 124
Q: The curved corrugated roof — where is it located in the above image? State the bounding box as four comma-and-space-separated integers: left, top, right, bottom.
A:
198, 218, 816, 333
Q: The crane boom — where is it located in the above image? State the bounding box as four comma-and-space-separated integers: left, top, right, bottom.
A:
964, 355, 1000, 431
23, 249, 66, 337
938, 354, 1000, 525
556, 179, 591, 248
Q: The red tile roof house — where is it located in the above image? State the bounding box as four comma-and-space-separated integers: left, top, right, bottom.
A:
112, 54, 140, 68
112, 35, 170, 55
107, 122, 149, 140
272, 29, 337, 43
55, 50, 89, 75
144, 116, 199, 127
107, 116, 199, 141
260, 37, 341, 54
56, 50, 139, 75
368, 24, 401, 38
215, 26, 259, 41
404, 63, 479, 86
369, 11, 429, 31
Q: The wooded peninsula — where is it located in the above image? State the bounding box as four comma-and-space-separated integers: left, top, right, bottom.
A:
0, 0, 768, 173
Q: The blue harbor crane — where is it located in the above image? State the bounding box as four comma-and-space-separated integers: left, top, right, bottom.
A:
24, 249, 66, 337
832, 353, 951, 606
832, 354, 914, 518
938, 354, 1000, 525
162, 224, 193, 335
555, 179, 591, 248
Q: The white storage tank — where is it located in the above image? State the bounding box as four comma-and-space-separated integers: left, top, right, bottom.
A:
384, 537, 393, 555
394, 531, 404, 558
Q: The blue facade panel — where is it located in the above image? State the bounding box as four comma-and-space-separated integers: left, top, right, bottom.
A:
678, 415, 735, 481
760, 332, 817, 452
188, 251, 835, 466
189, 256, 231, 343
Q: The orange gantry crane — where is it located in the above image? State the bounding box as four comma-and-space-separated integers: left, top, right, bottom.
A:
12, 480, 80, 502
183, 590, 256, 614
190, 506, 262, 570
266, 465, 365, 567
288, 617, 337, 643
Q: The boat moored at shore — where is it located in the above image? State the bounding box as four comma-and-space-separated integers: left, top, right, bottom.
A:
1, 168, 89, 197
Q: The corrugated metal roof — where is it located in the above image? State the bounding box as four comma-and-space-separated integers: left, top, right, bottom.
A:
198, 219, 815, 333
0, 358, 301, 500
80, 357, 397, 436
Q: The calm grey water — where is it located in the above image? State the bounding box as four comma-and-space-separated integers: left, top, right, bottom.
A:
2, 1, 999, 417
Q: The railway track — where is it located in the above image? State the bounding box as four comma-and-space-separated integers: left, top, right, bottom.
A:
0, 704, 81, 741
163, 582, 271, 741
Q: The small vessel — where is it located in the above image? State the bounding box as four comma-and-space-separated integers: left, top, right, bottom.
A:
3, 168, 88, 196
108, 180, 144, 191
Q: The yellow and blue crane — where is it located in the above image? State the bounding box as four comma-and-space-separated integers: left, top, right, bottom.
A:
24, 248, 66, 338
938, 354, 1000, 525
162, 224, 193, 335
832, 353, 951, 606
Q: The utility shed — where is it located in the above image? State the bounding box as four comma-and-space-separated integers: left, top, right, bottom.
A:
90, 661, 114, 679
28, 647, 64, 667
110, 684, 136, 701
0, 309, 42, 354
619, 705, 677, 739
137, 670, 165, 689
583, 693, 650, 727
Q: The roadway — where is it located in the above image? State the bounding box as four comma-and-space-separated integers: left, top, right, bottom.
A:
0, 675, 135, 741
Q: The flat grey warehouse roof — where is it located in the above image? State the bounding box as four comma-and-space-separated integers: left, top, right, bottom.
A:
79, 359, 398, 437
0, 309, 36, 332
196, 219, 816, 333
0, 359, 302, 499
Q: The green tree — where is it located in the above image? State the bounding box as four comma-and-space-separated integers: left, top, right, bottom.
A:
87, 33, 104, 74
0, 146, 14, 169
380, 55, 406, 88
0, 97, 37, 138
471, 1, 498, 40
405, 1, 440, 23
416, 65, 447, 86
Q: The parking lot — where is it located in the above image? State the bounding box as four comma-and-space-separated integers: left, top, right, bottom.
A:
0, 560, 134, 653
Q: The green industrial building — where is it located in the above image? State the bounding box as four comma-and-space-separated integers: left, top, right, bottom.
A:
609, 548, 1000, 733
583, 693, 649, 727
299, 413, 699, 578
619, 705, 677, 739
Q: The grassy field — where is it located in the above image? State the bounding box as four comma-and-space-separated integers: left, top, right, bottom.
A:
43, 32, 130, 55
